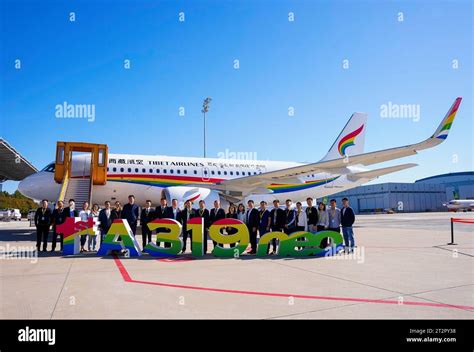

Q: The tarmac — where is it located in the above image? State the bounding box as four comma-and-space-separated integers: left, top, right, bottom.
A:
0, 212, 473, 319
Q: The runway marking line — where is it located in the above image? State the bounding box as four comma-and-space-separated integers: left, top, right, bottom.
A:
113, 256, 474, 311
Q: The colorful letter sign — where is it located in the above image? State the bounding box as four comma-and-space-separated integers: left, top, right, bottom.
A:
57, 217, 344, 259
56, 217, 99, 255
97, 219, 142, 257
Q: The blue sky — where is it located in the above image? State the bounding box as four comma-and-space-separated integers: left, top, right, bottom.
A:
1, 0, 472, 193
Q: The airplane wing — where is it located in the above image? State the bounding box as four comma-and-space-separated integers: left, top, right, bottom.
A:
346, 163, 418, 181
191, 98, 462, 196
0, 138, 38, 181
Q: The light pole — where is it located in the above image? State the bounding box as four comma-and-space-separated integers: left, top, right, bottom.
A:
201, 97, 212, 158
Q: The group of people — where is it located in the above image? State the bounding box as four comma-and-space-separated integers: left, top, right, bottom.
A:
34, 194, 357, 255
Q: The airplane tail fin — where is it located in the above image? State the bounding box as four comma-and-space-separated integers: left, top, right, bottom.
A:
320, 112, 368, 161
431, 97, 462, 140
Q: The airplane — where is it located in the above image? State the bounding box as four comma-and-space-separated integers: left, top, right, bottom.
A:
17, 97, 462, 208
443, 199, 474, 212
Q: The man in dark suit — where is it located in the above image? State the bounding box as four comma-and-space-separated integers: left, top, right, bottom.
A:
341, 197, 356, 253
64, 199, 79, 218
306, 197, 319, 232
210, 200, 226, 249
140, 200, 155, 249
195, 200, 210, 253
98, 200, 114, 244
245, 200, 260, 254
51, 200, 67, 252
122, 195, 140, 235
284, 199, 296, 235
179, 200, 195, 253
34, 199, 53, 252
155, 197, 173, 248
169, 199, 181, 221
269, 199, 285, 254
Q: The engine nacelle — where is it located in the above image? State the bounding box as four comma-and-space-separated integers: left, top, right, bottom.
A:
161, 186, 228, 209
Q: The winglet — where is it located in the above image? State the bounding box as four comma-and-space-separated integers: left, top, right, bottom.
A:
432, 97, 462, 140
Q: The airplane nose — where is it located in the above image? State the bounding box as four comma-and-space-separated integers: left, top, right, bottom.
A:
17, 176, 31, 197
18, 174, 37, 199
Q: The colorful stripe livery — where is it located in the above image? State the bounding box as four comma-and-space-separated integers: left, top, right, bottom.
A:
267, 176, 340, 193
435, 97, 462, 140
338, 125, 364, 156
108, 174, 340, 193
108, 174, 216, 187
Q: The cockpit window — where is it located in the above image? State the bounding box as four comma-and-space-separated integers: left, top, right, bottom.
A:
41, 163, 55, 172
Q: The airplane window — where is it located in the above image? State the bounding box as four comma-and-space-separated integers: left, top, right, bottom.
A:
236, 171, 239, 175
211, 171, 215, 175
142, 168, 146, 173
193, 170, 197, 175
224, 171, 227, 175
128, 168, 132, 172
230, 171, 233, 175
149, 169, 153, 173
184, 170, 187, 174
248, 172, 251, 176
134, 168, 138, 172
107, 167, 109, 172
156, 169, 160, 173
163, 169, 167, 173
218, 171, 221, 175
170, 169, 174, 174
204, 170, 208, 175
177, 169, 181, 174
113, 167, 117, 172
120, 168, 124, 172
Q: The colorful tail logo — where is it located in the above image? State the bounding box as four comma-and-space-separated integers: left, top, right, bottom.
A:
338, 125, 364, 156
435, 98, 461, 140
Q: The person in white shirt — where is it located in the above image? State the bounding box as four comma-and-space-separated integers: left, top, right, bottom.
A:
236, 204, 246, 223
294, 202, 308, 232
88, 204, 100, 251
316, 202, 329, 232
79, 202, 91, 253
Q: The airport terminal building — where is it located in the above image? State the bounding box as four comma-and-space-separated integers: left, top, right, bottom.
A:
319, 172, 474, 214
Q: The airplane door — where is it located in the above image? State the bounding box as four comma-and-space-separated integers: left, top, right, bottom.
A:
201, 166, 210, 182
70, 153, 92, 178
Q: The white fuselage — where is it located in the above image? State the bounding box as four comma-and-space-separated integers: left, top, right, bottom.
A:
18, 153, 370, 207
445, 200, 474, 211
